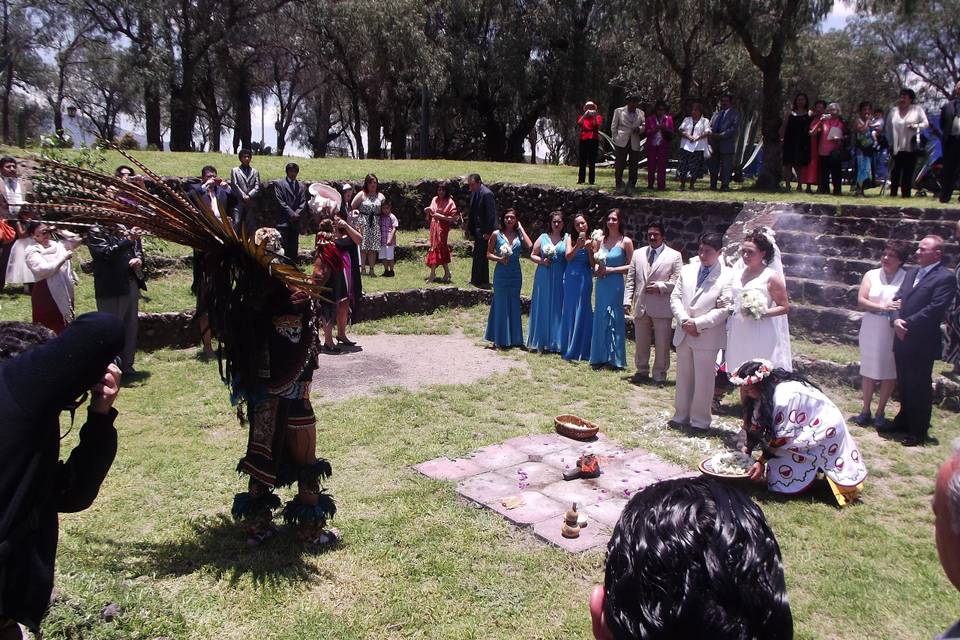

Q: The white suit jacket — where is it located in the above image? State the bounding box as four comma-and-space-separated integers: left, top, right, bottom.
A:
623, 244, 682, 319
670, 260, 732, 350
611, 106, 645, 150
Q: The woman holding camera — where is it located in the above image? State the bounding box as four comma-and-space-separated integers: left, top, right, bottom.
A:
810, 102, 847, 195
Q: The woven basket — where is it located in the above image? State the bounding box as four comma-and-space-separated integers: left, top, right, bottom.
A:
554, 414, 599, 441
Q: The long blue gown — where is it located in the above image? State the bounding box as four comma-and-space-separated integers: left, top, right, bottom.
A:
484, 233, 524, 348
589, 241, 627, 368
526, 234, 566, 352
560, 244, 593, 361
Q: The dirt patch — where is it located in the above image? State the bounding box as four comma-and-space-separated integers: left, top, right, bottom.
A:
312, 331, 526, 400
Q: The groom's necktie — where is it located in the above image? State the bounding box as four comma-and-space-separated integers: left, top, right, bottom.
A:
697, 265, 710, 289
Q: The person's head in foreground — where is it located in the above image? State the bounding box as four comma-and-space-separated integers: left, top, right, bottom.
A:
591, 477, 793, 640
934, 443, 960, 592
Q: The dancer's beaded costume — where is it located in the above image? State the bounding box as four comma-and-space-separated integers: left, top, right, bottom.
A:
28, 149, 341, 547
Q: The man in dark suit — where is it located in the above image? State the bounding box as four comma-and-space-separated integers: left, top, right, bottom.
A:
881, 235, 956, 446
940, 81, 960, 204
273, 162, 307, 260
466, 173, 498, 289
708, 93, 741, 192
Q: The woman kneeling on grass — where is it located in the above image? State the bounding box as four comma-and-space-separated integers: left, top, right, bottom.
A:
733, 359, 867, 507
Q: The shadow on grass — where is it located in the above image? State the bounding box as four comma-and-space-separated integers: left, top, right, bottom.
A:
107, 514, 337, 587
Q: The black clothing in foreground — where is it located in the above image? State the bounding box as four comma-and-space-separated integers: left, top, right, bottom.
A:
467, 185, 498, 287
0, 312, 123, 631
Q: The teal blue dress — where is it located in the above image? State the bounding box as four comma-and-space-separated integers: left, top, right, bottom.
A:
485, 232, 524, 348
560, 244, 593, 361
589, 241, 627, 368
526, 234, 567, 352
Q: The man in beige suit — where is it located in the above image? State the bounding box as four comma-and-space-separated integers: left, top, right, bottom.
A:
611, 95, 645, 194
623, 221, 682, 383
669, 232, 732, 430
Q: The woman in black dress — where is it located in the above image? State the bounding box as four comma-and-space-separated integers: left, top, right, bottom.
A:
780, 92, 812, 191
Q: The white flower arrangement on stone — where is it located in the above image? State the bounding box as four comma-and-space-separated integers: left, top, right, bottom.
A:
740, 289, 769, 319
542, 242, 557, 260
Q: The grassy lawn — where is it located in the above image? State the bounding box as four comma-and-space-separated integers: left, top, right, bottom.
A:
41, 302, 960, 639
6, 145, 953, 209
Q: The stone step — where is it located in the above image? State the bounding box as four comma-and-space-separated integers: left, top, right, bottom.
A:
788, 303, 861, 344
779, 252, 874, 286
787, 276, 860, 309
774, 211, 959, 242
775, 229, 960, 262
795, 202, 960, 222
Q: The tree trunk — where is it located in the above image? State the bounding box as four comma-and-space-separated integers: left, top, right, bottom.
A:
276, 123, 288, 155
366, 110, 382, 159
52, 104, 63, 138
389, 108, 406, 159
2, 59, 12, 145
350, 96, 364, 159
168, 63, 197, 151
230, 74, 252, 152
528, 128, 537, 163
144, 82, 162, 149
754, 62, 783, 190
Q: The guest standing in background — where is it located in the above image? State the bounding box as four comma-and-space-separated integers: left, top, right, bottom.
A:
577, 101, 603, 185
560, 213, 593, 362
853, 101, 877, 197
189, 165, 232, 359
669, 232, 732, 430
852, 241, 906, 428
780, 93, 811, 192
230, 148, 261, 235
624, 221, 681, 383
799, 100, 826, 194
0, 156, 27, 290
338, 183, 362, 307
886, 88, 929, 199
467, 173, 498, 289
527, 211, 567, 353
811, 102, 846, 195
331, 213, 363, 348
708, 93, 740, 192
677, 101, 711, 191
424, 182, 459, 283
945, 222, 960, 374
939, 81, 960, 204
24, 223, 78, 334
485, 209, 531, 349
378, 199, 398, 277
610, 95, 644, 194
351, 173, 385, 277
273, 162, 306, 261
645, 101, 674, 191
590, 209, 634, 370
881, 235, 955, 446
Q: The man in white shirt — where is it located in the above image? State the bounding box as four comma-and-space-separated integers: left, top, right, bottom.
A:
0, 156, 25, 290
610, 95, 645, 195
623, 221, 682, 383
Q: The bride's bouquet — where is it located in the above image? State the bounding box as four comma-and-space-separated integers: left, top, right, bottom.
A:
542, 242, 557, 261
740, 289, 769, 319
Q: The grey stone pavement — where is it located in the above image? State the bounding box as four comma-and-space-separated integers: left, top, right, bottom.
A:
414, 432, 698, 553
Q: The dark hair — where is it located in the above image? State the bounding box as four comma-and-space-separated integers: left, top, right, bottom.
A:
363, 173, 379, 193
604, 477, 793, 640
114, 165, 135, 178
858, 101, 872, 112
201, 165, 218, 177
646, 220, 665, 237
792, 92, 809, 111
690, 100, 703, 112
742, 230, 775, 262
899, 88, 916, 103
734, 360, 821, 441
604, 208, 624, 238
721, 92, 733, 101
381, 198, 393, 210
468, 173, 482, 184
883, 240, 908, 264
0, 156, 15, 166
239, 148, 253, 159
0, 321, 54, 361
436, 181, 451, 195
501, 207, 518, 229
699, 232, 723, 252
571, 212, 588, 237
654, 100, 667, 111
626, 94, 639, 103
814, 99, 827, 109
285, 162, 300, 173
27, 220, 43, 235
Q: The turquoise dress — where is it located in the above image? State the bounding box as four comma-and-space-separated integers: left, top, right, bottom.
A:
485, 232, 524, 348
560, 245, 593, 361
589, 241, 627, 368
527, 234, 567, 352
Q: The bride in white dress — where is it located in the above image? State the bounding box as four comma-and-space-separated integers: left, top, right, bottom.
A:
726, 229, 792, 371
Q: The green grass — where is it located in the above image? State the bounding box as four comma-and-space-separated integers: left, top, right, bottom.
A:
8, 146, 953, 209
41, 303, 960, 639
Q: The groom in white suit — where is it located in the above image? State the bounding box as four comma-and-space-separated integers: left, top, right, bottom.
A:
669, 232, 732, 430
624, 221, 682, 383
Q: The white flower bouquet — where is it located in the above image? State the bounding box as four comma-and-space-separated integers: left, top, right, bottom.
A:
542, 243, 557, 260
739, 289, 769, 319
590, 229, 604, 243
593, 247, 608, 273
499, 239, 513, 258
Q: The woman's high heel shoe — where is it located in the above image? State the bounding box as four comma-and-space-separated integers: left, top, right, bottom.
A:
336, 336, 356, 346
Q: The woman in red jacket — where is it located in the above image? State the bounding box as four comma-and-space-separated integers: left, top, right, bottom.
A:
577, 101, 603, 185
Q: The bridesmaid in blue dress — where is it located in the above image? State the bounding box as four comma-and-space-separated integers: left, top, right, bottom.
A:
560, 213, 594, 361
527, 211, 568, 352
589, 209, 635, 369
484, 209, 532, 348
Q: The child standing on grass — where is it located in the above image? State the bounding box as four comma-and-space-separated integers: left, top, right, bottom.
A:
379, 200, 399, 277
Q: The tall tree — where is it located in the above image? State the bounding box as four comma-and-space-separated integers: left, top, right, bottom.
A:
0, 0, 48, 143
69, 40, 138, 141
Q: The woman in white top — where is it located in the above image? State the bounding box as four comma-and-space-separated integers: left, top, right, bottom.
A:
725, 230, 792, 373
24, 223, 79, 334
852, 241, 906, 428
677, 101, 711, 191
885, 88, 929, 198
